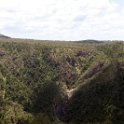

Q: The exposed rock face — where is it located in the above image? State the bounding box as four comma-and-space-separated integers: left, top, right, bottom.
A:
67, 89, 75, 98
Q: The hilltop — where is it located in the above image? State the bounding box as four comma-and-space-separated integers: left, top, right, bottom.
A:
0, 38, 124, 124
0, 34, 10, 39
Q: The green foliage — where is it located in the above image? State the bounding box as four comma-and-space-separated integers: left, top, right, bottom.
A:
0, 39, 124, 124
0, 100, 33, 124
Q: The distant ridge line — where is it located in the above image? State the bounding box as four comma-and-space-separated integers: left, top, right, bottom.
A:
0, 34, 11, 38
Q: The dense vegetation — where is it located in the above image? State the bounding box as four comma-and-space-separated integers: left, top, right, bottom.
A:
0, 38, 124, 124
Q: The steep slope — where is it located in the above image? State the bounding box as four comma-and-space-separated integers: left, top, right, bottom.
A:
65, 62, 124, 124
0, 39, 124, 124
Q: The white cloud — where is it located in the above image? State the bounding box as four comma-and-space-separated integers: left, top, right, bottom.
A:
0, 0, 124, 40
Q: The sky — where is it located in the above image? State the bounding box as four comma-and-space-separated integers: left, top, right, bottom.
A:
0, 0, 124, 40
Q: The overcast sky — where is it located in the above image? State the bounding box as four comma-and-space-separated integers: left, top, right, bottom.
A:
0, 0, 124, 40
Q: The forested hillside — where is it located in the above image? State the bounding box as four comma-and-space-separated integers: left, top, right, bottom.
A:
0, 38, 124, 124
